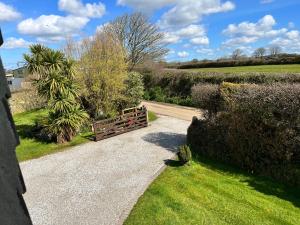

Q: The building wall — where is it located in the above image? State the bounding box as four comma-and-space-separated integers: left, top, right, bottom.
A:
7, 77, 25, 92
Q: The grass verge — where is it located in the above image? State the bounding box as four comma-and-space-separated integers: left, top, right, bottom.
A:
125, 158, 300, 225
14, 109, 92, 162
148, 111, 158, 122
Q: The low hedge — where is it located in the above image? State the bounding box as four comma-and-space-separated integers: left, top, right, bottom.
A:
187, 82, 300, 186
141, 69, 300, 103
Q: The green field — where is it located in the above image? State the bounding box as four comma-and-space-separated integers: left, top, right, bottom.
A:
125, 158, 300, 225
183, 64, 300, 73
14, 109, 157, 162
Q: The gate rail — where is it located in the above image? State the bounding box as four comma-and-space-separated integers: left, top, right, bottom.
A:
92, 106, 148, 141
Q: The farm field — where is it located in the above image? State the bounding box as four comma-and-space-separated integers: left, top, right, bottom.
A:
182, 64, 300, 73
14, 109, 157, 162
125, 158, 300, 225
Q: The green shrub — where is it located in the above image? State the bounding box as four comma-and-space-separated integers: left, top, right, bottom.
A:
148, 87, 166, 102
124, 72, 144, 107
188, 83, 300, 187
178, 145, 192, 165
191, 84, 220, 117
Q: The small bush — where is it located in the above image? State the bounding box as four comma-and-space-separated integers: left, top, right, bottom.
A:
178, 145, 192, 165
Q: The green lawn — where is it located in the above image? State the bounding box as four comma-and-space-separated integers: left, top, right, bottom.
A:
14, 109, 92, 162
125, 158, 300, 225
184, 64, 300, 73
14, 109, 157, 162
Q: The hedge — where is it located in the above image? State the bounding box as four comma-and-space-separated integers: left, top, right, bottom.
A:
187, 82, 300, 187
143, 69, 300, 94
176, 55, 300, 69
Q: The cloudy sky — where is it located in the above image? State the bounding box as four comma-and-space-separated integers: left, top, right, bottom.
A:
1, 0, 300, 68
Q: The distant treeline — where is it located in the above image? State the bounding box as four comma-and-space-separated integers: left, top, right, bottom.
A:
168, 54, 300, 69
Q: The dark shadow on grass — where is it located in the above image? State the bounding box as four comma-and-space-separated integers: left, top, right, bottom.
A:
164, 159, 182, 167
80, 133, 95, 141
15, 124, 52, 143
193, 155, 300, 208
142, 132, 186, 152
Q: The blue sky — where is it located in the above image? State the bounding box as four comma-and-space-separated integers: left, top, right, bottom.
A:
1, 0, 300, 69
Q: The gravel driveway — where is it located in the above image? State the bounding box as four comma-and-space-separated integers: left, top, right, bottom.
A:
21, 116, 190, 225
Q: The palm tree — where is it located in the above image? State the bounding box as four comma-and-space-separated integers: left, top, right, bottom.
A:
24, 44, 88, 143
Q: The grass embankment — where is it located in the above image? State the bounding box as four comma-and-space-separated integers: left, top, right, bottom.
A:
125, 158, 300, 225
184, 64, 300, 73
15, 109, 157, 162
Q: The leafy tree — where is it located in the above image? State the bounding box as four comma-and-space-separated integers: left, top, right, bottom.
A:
104, 12, 168, 71
24, 45, 88, 143
68, 30, 128, 119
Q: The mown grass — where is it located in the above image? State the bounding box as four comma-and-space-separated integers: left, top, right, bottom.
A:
14, 109, 157, 162
184, 64, 300, 73
125, 158, 300, 225
14, 109, 93, 162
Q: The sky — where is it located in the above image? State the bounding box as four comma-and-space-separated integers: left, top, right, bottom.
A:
1, 0, 300, 69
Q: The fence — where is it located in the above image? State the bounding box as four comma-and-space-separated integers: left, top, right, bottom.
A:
92, 106, 148, 141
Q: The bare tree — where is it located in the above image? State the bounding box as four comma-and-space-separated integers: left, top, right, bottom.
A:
232, 49, 243, 60
269, 46, 282, 56
253, 47, 266, 58
104, 12, 168, 70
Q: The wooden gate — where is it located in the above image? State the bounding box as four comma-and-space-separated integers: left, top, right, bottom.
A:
92, 106, 148, 141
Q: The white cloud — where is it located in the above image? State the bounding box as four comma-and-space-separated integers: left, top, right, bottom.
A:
177, 51, 189, 58
0, 2, 21, 21
196, 48, 214, 55
17, 15, 89, 41
159, 0, 235, 28
2, 37, 32, 49
190, 36, 209, 45
118, 0, 234, 28
58, 0, 105, 18
223, 36, 259, 46
270, 30, 300, 53
222, 15, 288, 48
162, 32, 180, 44
260, 0, 274, 4
223, 15, 277, 37
163, 24, 209, 45
117, 0, 174, 13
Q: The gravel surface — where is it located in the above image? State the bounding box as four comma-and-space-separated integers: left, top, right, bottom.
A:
21, 116, 190, 225
141, 101, 202, 121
